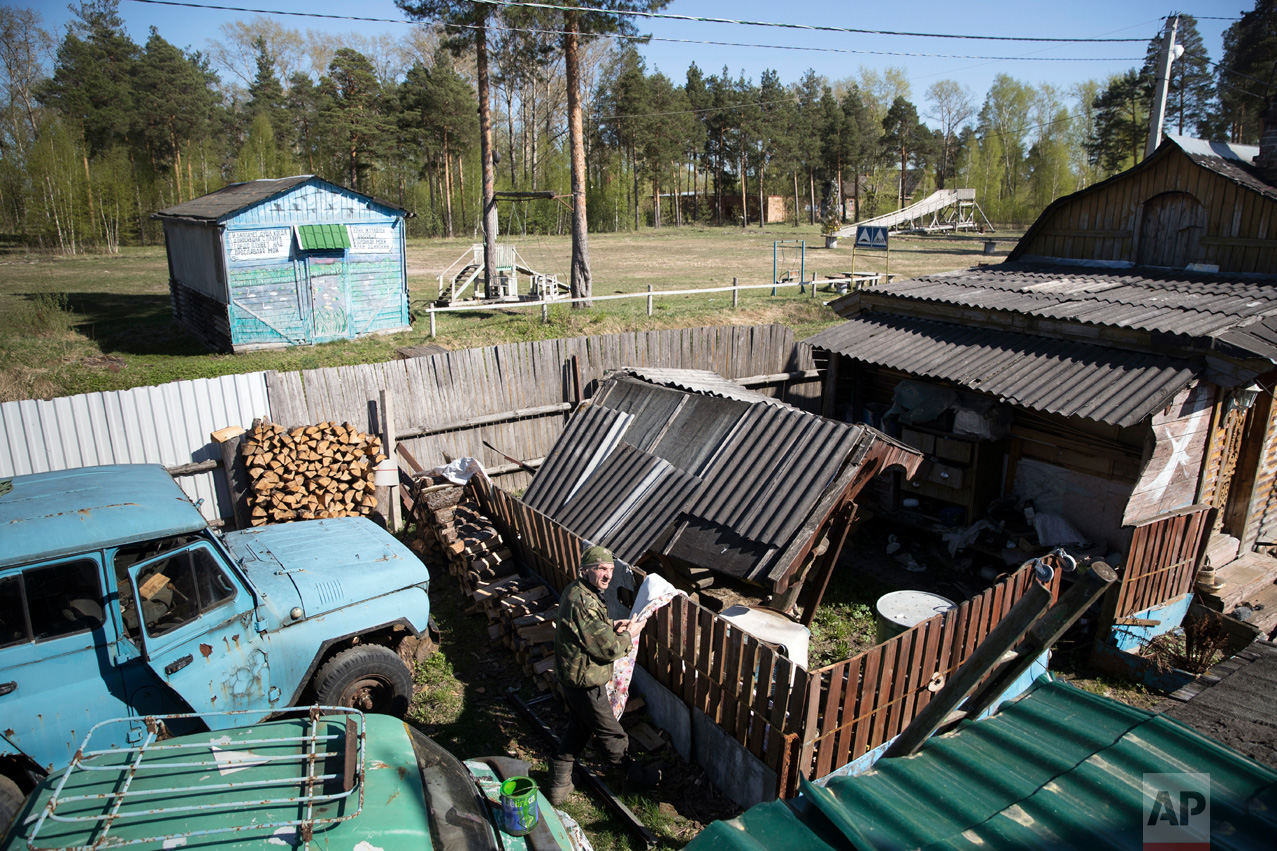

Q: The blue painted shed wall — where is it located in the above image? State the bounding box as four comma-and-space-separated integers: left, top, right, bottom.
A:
208, 180, 408, 349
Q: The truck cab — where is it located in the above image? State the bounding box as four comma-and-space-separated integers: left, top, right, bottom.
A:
0, 465, 431, 799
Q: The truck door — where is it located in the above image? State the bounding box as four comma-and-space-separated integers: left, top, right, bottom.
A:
127, 541, 276, 725
0, 557, 133, 771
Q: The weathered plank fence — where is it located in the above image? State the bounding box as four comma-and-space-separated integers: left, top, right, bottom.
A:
1110, 504, 1214, 620
472, 475, 1057, 799
269, 325, 819, 492
1, 325, 818, 517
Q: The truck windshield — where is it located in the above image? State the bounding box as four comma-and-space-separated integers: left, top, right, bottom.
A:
405, 728, 500, 851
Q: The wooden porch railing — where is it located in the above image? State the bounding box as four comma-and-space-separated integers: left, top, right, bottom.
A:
1113, 504, 1214, 619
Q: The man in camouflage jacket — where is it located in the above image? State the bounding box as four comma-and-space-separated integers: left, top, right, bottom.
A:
545, 545, 642, 804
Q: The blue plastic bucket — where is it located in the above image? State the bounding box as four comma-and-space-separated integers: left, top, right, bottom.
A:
499, 776, 540, 835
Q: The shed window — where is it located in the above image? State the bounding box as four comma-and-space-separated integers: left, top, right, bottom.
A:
297, 224, 351, 251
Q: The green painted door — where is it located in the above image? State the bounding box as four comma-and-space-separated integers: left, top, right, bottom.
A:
306, 254, 350, 343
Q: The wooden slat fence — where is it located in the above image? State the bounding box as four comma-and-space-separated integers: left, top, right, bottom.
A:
266, 325, 818, 493
474, 475, 582, 595
473, 479, 1058, 799
636, 593, 808, 790
1114, 504, 1214, 619
794, 563, 1059, 785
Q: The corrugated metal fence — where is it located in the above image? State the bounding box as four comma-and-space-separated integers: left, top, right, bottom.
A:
0, 374, 271, 521
1, 325, 816, 520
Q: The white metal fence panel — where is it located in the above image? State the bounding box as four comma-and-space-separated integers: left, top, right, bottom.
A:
0, 373, 271, 522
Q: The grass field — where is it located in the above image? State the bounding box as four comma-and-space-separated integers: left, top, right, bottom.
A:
0, 223, 1021, 402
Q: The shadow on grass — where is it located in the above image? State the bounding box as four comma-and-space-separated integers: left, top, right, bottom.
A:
61, 291, 209, 356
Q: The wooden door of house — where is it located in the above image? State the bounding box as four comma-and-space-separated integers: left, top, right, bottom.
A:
305, 254, 350, 343
1137, 192, 1206, 268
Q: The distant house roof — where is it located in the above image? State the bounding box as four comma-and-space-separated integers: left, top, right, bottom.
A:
153, 175, 411, 222
811, 259, 1277, 425
1011, 135, 1277, 264
687, 676, 1277, 851
521, 371, 920, 590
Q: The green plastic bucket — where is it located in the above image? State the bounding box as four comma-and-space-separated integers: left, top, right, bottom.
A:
499, 776, 540, 836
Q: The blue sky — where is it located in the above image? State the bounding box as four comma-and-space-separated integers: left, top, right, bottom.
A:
32, 0, 1241, 107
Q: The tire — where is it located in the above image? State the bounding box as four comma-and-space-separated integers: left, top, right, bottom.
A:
0, 775, 24, 837
313, 645, 413, 717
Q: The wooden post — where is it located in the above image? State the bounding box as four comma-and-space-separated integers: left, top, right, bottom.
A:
732, 277, 739, 309
850, 235, 856, 288
379, 390, 402, 533
647, 284, 653, 316
822, 353, 839, 419
429, 305, 436, 338
542, 299, 550, 324
212, 425, 250, 530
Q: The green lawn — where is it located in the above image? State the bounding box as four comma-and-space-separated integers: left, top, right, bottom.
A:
0, 225, 1020, 402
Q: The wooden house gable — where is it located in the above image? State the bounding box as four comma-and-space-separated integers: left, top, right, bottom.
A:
1013, 143, 1277, 274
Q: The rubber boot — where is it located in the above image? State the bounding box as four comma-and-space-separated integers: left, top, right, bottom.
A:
544, 757, 575, 806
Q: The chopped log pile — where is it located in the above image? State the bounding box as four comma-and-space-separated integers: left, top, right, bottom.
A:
241, 420, 384, 525
408, 477, 560, 692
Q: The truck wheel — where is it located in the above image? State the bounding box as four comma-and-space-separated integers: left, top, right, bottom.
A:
0, 775, 23, 835
314, 646, 413, 716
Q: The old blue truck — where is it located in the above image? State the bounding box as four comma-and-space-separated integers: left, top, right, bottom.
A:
0, 464, 433, 819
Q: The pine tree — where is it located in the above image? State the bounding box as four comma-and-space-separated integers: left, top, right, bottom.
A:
317, 48, 392, 192
1086, 70, 1150, 173
1218, 0, 1277, 143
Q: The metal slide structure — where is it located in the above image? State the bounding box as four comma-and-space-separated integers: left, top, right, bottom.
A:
436, 243, 567, 305
835, 188, 993, 238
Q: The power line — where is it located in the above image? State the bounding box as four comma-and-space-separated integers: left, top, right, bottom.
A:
469, 0, 1148, 43
124, 0, 1140, 62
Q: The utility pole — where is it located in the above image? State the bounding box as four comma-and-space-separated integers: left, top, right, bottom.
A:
1146, 16, 1181, 159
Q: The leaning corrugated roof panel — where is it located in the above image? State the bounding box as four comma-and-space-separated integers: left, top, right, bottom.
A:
521, 404, 629, 515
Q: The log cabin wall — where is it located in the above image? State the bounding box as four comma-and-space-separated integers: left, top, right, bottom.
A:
1014, 145, 1277, 274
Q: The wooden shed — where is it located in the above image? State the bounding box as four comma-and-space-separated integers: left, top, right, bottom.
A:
154, 176, 412, 352
807, 130, 1277, 638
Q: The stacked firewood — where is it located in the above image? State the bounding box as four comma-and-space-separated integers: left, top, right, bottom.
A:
410, 484, 559, 692
241, 420, 384, 525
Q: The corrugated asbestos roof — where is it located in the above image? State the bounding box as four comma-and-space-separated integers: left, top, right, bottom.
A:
523, 372, 903, 586
154, 175, 410, 221
852, 261, 1277, 347
617, 367, 786, 406
687, 676, 1277, 851
805, 312, 1198, 428
1167, 133, 1277, 203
